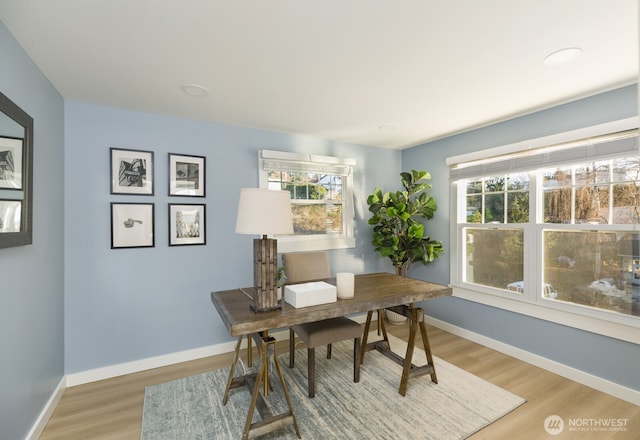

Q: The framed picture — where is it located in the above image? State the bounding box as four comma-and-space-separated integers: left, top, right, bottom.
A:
0, 92, 33, 249
169, 203, 206, 246
0, 200, 21, 232
0, 136, 23, 189
110, 147, 154, 195
111, 202, 155, 249
168, 153, 205, 197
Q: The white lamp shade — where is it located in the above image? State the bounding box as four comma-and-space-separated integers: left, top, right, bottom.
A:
235, 188, 294, 236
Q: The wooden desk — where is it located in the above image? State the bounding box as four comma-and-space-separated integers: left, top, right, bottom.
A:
211, 273, 451, 439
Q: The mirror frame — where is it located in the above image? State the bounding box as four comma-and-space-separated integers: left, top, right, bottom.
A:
0, 92, 33, 249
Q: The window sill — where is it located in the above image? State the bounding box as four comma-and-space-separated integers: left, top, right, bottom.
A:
452, 285, 640, 344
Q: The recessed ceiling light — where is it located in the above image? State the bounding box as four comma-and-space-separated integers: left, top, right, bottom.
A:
180, 84, 209, 97
543, 47, 582, 66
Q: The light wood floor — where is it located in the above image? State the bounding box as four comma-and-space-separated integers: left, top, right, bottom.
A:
40, 322, 639, 440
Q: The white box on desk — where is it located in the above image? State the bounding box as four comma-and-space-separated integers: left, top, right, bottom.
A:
284, 281, 337, 308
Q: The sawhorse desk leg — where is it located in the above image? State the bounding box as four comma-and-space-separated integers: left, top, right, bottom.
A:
222, 332, 301, 440
398, 305, 437, 395
361, 304, 437, 396
247, 334, 252, 367
360, 309, 390, 362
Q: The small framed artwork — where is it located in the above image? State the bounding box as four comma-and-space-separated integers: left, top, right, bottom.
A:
110, 147, 154, 195
0, 200, 21, 232
0, 136, 23, 189
168, 153, 205, 197
111, 202, 155, 249
169, 203, 206, 246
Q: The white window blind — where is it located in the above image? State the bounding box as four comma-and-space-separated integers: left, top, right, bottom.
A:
449, 129, 638, 180
260, 150, 354, 176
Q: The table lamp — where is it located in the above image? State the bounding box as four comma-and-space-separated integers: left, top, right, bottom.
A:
235, 188, 294, 312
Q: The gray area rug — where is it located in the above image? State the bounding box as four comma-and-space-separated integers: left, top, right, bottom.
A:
141, 334, 525, 439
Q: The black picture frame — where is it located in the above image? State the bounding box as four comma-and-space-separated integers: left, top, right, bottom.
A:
168, 203, 206, 246
110, 147, 154, 195
111, 202, 155, 249
0, 92, 33, 249
168, 153, 205, 197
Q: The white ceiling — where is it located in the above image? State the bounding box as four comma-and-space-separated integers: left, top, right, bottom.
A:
1, 0, 638, 149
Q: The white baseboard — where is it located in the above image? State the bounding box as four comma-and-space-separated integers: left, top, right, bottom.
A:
25, 376, 66, 440
66, 338, 248, 387
66, 313, 370, 387
425, 315, 640, 406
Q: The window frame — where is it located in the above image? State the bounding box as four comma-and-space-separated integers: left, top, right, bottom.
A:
259, 149, 356, 253
448, 118, 640, 344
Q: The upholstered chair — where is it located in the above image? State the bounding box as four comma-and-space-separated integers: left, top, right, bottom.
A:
283, 251, 362, 398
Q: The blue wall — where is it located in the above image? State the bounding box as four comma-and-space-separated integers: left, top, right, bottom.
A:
404, 85, 640, 391
0, 22, 65, 440
63, 101, 400, 373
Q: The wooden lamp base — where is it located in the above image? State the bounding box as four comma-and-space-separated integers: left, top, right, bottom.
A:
251, 235, 281, 312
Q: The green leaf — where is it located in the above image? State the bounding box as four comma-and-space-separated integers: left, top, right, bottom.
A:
408, 223, 424, 239
412, 169, 429, 181
400, 172, 413, 191
410, 183, 430, 196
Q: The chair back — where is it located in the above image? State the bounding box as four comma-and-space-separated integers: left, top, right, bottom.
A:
282, 252, 331, 283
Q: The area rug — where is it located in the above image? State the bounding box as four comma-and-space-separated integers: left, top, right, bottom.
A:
141, 333, 525, 439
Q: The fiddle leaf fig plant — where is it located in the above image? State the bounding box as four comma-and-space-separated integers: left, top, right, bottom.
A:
367, 169, 443, 276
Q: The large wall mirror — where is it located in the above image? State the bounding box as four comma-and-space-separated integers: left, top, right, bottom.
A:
0, 92, 33, 249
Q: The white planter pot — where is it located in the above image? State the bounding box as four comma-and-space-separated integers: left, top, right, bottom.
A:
385, 309, 407, 325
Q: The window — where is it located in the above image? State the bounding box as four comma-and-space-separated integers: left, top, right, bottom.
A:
259, 150, 356, 252
449, 119, 640, 343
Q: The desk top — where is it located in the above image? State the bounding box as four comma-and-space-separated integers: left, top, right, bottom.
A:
211, 272, 451, 336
